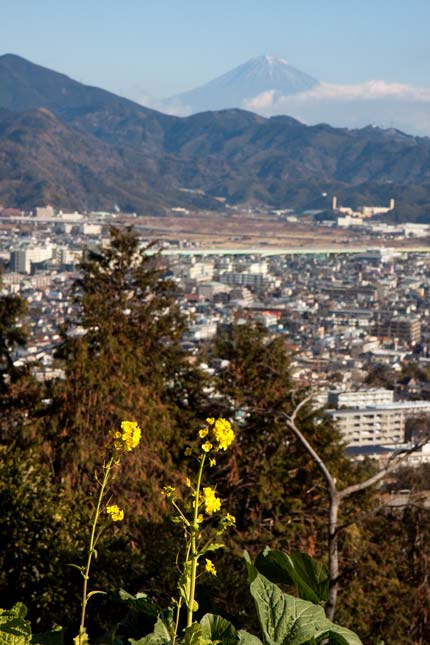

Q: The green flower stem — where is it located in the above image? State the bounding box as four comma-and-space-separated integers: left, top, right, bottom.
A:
78, 455, 115, 644
172, 596, 182, 645
171, 499, 191, 527
187, 453, 206, 627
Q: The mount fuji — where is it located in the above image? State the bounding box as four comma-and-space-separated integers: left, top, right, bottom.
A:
162, 55, 430, 137
164, 55, 319, 114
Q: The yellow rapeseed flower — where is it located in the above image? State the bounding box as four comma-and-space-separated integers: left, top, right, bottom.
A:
162, 485, 176, 501
205, 559, 217, 576
213, 418, 235, 451
203, 487, 221, 515
224, 513, 236, 526
109, 430, 123, 451
209, 457, 216, 467
199, 428, 209, 438
120, 421, 141, 452
202, 441, 213, 453
206, 417, 215, 425
106, 504, 124, 522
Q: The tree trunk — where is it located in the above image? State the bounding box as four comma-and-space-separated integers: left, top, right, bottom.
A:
326, 494, 340, 620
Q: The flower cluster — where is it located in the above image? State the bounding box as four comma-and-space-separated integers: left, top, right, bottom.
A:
161, 415, 238, 631
212, 418, 235, 450
198, 417, 235, 453
221, 512, 236, 528
110, 420, 141, 452
106, 504, 124, 522
205, 558, 217, 576
203, 486, 221, 515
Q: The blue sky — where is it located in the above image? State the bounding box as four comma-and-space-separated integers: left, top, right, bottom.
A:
2, 0, 430, 100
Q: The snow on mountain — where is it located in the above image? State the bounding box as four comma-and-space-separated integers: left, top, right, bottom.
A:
164, 55, 319, 115
160, 55, 430, 136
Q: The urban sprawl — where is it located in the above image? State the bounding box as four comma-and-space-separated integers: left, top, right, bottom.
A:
3, 204, 430, 472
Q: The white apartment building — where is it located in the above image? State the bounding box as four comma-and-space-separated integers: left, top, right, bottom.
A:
219, 271, 272, 288
328, 388, 394, 409
328, 401, 430, 447
10, 246, 53, 274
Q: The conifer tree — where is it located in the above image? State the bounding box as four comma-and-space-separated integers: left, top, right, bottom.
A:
49, 226, 206, 511
0, 269, 43, 441
207, 320, 348, 548
202, 320, 365, 627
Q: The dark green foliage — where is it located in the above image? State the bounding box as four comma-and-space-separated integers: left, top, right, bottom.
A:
101, 551, 362, 645
0, 273, 42, 440
198, 321, 361, 631
0, 444, 84, 633
206, 321, 350, 547
48, 227, 205, 506
0, 290, 27, 382
255, 549, 329, 605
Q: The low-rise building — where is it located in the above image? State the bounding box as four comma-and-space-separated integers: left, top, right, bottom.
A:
328, 401, 430, 447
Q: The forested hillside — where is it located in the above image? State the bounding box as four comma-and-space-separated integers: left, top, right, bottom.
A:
2, 54, 430, 217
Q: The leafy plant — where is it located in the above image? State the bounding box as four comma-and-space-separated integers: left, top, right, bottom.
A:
163, 416, 236, 640
254, 548, 329, 605
0, 603, 63, 645
74, 421, 142, 644
244, 552, 361, 645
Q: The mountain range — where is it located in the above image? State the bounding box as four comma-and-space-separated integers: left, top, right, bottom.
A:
1, 53, 430, 217
164, 56, 430, 138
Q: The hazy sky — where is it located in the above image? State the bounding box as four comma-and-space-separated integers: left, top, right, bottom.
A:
2, 0, 430, 100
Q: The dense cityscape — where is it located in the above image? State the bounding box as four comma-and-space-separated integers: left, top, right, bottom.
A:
3, 205, 430, 468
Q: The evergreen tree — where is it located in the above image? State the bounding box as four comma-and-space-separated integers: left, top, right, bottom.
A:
0, 271, 40, 438
207, 320, 348, 549
26, 227, 208, 634
48, 227, 206, 509
201, 321, 358, 626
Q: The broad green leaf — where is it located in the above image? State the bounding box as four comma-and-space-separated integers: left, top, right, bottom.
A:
237, 630, 263, 645
129, 615, 172, 645
0, 603, 32, 645
117, 589, 162, 618
184, 623, 212, 645
32, 626, 64, 645
200, 613, 237, 645
255, 549, 329, 604
245, 555, 361, 645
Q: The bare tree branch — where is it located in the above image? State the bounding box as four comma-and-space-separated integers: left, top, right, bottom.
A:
282, 391, 430, 621
281, 397, 337, 498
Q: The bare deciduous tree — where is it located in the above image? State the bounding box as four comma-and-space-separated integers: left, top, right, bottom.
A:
283, 395, 430, 620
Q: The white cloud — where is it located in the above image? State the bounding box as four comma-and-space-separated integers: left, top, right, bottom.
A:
296, 80, 430, 102
241, 80, 430, 136
242, 89, 277, 112
160, 100, 193, 117
243, 80, 430, 113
